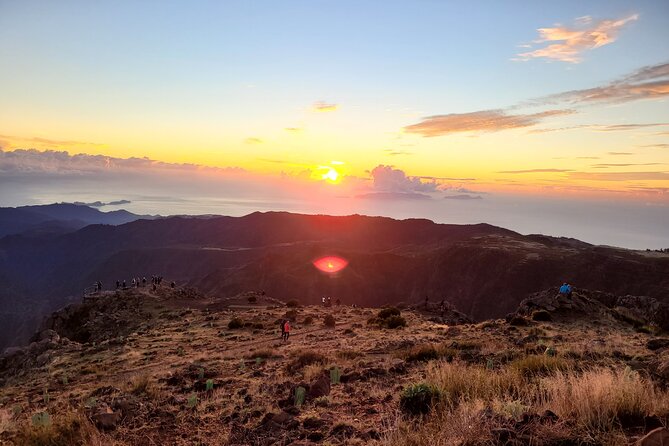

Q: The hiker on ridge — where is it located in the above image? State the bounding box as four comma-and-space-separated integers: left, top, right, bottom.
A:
283, 320, 291, 342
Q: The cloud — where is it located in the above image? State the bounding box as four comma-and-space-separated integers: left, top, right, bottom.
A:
369, 165, 438, 193
0, 134, 106, 151
443, 194, 483, 200
576, 156, 600, 160
530, 122, 669, 134
244, 137, 263, 144
0, 148, 246, 176
383, 149, 413, 156
355, 192, 431, 200
284, 127, 302, 133
640, 143, 669, 149
515, 14, 638, 63
404, 109, 573, 137
608, 152, 634, 156
592, 163, 664, 168
313, 101, 338, 112
544, 62, 669, 103
497, 168, 571, 174
568, 171, 669, 181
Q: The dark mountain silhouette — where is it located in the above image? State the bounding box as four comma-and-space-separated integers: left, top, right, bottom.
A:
0, 203, 154, 238
0, 210, 668, 350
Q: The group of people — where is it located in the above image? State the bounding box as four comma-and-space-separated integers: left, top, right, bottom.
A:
320, 296, 341, 307
114, 275, 167, 291
279, 319, 291, 341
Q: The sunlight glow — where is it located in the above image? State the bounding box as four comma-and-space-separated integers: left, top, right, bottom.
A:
313, 255, 349, 273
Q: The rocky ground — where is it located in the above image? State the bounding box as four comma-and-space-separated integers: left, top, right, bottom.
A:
1, 286, 669, 445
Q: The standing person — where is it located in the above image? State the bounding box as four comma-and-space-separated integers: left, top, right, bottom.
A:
122, 280, 126, 289
283, 320, 291, 342
321, 297, 326, 306
280, 319, 286, 340
116, 280, 120, 289
566, 283, 573, 298
142, 277, 147, 287
424, 295, 429, 309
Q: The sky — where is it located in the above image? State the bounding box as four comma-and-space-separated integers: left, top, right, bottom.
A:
1, 1, 668, 248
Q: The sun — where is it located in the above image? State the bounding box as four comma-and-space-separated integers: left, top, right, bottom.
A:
322, 167, 340, 183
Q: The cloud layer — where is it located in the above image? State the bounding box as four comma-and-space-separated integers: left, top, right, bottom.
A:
404, 109, 573, 137
516, 14, 638, 63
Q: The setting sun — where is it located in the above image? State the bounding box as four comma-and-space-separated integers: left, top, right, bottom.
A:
322, 167, 340, 183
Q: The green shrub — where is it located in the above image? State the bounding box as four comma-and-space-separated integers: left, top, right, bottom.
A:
324, 314, 336, 327
228, 317, 244, 329
399, 383, 440, 416
286, 299, 301, 308
247, 295, 257, 303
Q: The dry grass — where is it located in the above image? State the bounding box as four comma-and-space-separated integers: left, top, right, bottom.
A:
539, 367, 669, 433
12, 411, 104, 446
387, 359, 669, 445
426, 361, 523, 406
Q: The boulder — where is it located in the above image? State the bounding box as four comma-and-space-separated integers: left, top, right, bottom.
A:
636, 427, 669, 446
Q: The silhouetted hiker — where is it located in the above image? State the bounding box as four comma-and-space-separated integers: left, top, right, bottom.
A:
142, 277, 147, 286
280, 319, 286, 339
322, 297, 326, 306
171, 281, 176, 288
116, 280, 120, 289
425, 295, 429, 309
283, 320, 291, 341
335, 298, 341, 306
122, 280, 126, 289
326, 296, 332, 307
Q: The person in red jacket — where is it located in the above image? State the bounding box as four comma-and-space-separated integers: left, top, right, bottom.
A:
283, 320, 291, 341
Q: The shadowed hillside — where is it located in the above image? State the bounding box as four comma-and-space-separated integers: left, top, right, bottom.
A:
1, 211, 668, 350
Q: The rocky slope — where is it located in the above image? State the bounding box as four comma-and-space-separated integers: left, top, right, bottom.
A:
2, 285, 669, 445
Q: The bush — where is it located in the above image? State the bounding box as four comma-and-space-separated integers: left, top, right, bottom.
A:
405, 344, 457, 363
247, 295, 257, 303
284, 310, 298, 320
531, 310, 552, 321
302, 316, 314, 325
286, 299, 300, 308
406, 345, 439, 363
377, 307, 401, 319
13, 412, 100, 446
510, 355, 569, 377
400, 383, 440, 416
288, 351, 327, 370
324, 314, 336, 327
228, 317, 244, 329
385, 315, 407, 329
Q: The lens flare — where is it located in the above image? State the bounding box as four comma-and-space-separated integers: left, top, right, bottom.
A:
313, 255, 348, 273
